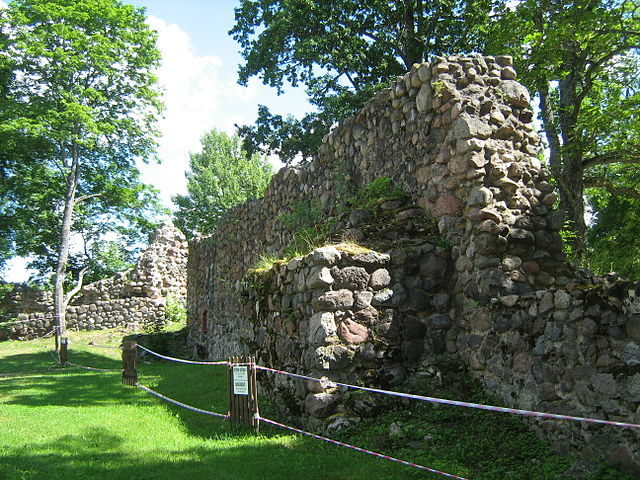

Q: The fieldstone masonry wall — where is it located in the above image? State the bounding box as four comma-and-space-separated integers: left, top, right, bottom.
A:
187, 55, 640, 473
0, 223, 187, 339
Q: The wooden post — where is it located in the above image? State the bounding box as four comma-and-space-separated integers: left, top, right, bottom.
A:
59, 337, 68, 365
122, 340, 138, 386
228, 356, 259, 433
249, 356, 259, 434
54, 326, 60, 352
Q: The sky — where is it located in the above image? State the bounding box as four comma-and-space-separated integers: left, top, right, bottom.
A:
131, 0, 312, 205
2, 0, 312, 282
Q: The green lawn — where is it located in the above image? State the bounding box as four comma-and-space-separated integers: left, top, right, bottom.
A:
0, 329, 634, 480
0, 330, 429, 480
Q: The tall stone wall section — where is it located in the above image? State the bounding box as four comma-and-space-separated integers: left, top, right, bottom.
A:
0, 223, 187, 339
187, 55, 640, 473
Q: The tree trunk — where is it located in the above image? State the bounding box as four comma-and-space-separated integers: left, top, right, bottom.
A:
557, 72, 587, 262
558, 158, 586, 260
400, 1, 423, 69
537, 78, 587, 262
54, 142, 79, 351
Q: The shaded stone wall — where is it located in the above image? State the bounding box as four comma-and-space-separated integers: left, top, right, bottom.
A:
0, 223, 187, 339
187, 55, 640, 473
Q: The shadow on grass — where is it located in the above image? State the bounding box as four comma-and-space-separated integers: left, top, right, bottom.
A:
0, 339, 423, 479
136, 358, 233, 439
0, 350, 59, 375
0, 424, 413, 480
0, 346, 233, 434
0, 350, 154, 408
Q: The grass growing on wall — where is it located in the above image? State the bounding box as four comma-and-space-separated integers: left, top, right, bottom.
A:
250, 177, 413, 273
0, 330, 635, 480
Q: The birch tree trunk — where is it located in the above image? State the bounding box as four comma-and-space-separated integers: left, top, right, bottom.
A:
54, 142, 79, 351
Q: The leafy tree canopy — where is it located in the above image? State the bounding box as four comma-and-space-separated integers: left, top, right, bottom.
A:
173, 128, 273, 238
587, 171, 640, 278
230, 0, 495, 163
487, 0, 640, 260
0, 0, 165, 339
233, 0, 640, 271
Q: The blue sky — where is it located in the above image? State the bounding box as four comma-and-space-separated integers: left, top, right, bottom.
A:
3, 0, 312, 282
130, 0, 312, 205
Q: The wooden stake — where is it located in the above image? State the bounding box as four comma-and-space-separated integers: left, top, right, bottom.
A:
122, 340, 138, 386
249, 356, 260, 434
228, 356, 259, 433
59, 337, 68, 365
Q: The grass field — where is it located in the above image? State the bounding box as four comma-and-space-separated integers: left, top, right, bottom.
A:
0, 328, 634, 480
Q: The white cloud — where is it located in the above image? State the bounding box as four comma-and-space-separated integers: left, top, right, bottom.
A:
2, 7, 265, 282
3, 257, 33, 283
140, 15, 258, 208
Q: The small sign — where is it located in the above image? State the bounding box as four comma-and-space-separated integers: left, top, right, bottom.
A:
233, 366, 249, 395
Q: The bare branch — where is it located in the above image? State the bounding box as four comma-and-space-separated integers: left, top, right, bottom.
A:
584, 176, 640, 200
582, 148, 640, 169
74, 193, 102, 205
63, 266, 89, 309
577, 43, 639, 106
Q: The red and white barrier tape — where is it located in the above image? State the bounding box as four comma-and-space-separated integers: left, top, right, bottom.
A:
256, 366, 640, 430
259, 416, 471, 480
136, 383, 229, 419
137, 344, 227, 365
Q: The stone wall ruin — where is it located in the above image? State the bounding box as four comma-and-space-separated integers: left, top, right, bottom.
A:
187, 55, 640, 473
0, 223, 187, 339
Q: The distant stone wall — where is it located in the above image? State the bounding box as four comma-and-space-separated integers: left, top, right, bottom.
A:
187, 55, 640, 473
0, 223, 187, 339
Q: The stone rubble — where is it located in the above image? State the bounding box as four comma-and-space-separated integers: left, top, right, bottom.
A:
0, 223, 187, 339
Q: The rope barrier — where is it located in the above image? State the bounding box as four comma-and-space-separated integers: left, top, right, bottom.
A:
64, 362, 122, 373
136, 383, 229, 419
259, 416, 471, 480
37, 343, 638, 478
137, 344, 227, 365
256, 366, 640, 430
0, 317, 54, 327
83, 343, 122, 350
41, 327, 57, 339
133, 369, 469, 479
49, 350, 60, 364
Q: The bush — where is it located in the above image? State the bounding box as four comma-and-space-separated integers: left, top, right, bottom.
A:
164, 293, 187, 324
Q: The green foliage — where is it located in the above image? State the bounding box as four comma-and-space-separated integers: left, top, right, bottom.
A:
587, 188, 640, 278
559, 221, 581, 264
277, 201, 334, 258
262, 178, 407, 264
432, 80, 447, 98
336, 375, 635, 480
173, 128, 273, 238
75, 240, 135, 286
164, 294, 187, 324
250, 254, 283, 274
346, 177, 404, 210
486, 0, 640, 259
235, 105, 328, 164
0, 282, 13, 303
0, 0, 165, 288
277, 201, 325, 232
231, 0, 495, 163
283, 223, 333, 259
